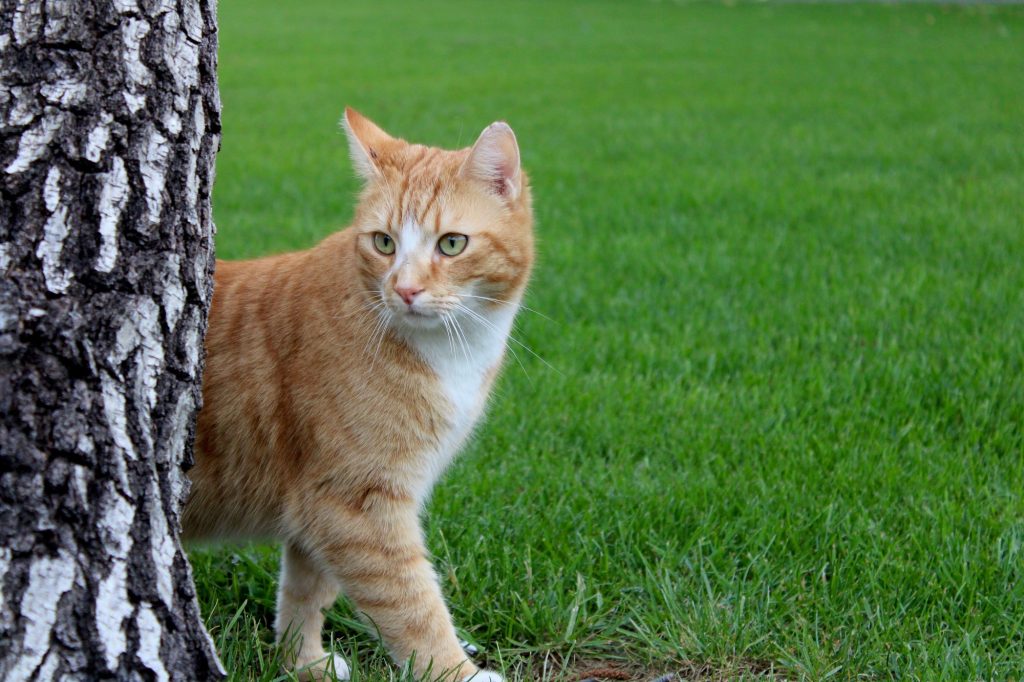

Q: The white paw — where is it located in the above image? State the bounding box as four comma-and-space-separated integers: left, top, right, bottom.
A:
462, 671, 503, 682
326, 654, 351, 681
293, 652, 350, 682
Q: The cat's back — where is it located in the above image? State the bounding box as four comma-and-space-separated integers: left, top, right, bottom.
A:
185, 248, 302, 536
202, 229, 372, 386
187, 238, 355, 538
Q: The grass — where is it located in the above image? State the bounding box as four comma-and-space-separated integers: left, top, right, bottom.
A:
192, 1, 1024, 680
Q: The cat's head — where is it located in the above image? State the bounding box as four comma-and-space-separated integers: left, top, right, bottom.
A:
343, 108, 533, 332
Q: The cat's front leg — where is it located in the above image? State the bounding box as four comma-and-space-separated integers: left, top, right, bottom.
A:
276, 542, 350, 680
305, 495, 499, 681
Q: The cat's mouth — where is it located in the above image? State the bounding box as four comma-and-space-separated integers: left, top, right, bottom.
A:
393, 304, 445, 329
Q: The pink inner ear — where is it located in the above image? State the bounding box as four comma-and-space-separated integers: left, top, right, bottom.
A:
462, 122, 520, 200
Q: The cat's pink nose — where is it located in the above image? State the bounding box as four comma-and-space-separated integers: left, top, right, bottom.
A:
396, 285, 424, 305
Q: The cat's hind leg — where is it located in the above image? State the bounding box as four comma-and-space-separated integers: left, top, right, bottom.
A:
276, 542, 350, 681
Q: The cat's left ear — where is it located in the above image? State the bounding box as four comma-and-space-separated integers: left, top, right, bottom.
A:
460, 122, 521, 201
342, 107, 393, 181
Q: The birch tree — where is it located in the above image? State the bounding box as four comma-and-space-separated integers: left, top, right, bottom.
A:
0, 0, 224, 678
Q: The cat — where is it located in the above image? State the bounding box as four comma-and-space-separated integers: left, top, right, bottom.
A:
182, 107, 533, 682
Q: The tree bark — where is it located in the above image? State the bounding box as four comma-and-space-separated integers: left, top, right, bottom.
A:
0, 0, 224, 679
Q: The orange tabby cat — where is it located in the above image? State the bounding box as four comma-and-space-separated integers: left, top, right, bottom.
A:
182, 108, 533, 681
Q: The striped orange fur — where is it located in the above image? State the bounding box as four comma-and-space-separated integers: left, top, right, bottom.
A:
183, 108, 534, 681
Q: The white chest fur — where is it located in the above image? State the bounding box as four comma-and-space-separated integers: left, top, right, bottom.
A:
406, 303, 517, 496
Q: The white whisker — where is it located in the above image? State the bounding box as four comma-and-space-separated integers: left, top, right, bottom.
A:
368, 310, 392, 371
456, 303, 561, 376
440, 314, 457, 357
330, 292, 386, 321
448, 312, 472, 365
458, 293, 556, 323
453, 304, 532, 382
364, 307, 390, 368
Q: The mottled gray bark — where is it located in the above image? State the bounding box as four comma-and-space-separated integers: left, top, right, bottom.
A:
0, 0, 224, 679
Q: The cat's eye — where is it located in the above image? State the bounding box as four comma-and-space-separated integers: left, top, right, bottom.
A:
372, 232, 395, 255
438, 233, 468, 257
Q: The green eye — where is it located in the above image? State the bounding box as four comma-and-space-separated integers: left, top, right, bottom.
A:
372, 232, 395, 255
438, 233, 468, 256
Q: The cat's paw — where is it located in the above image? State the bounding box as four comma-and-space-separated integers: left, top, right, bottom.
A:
461, 671, 503, 682
325, 654, 351, 681
295, 653, 350, 681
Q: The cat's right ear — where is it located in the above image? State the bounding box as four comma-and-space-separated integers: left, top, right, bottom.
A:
342, 107, 392, 181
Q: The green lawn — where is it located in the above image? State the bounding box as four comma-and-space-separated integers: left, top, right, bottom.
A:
193, 1, 1024, 680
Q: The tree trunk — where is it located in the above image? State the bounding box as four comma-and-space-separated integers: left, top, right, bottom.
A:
0, 1, 224, 679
